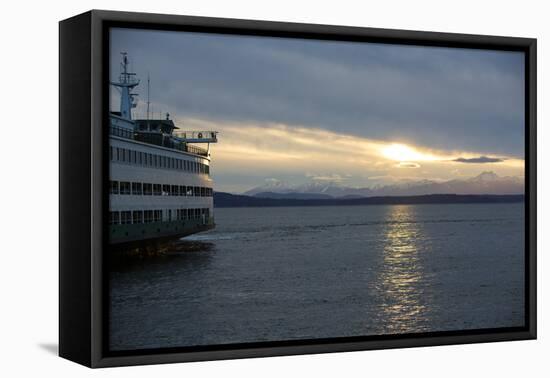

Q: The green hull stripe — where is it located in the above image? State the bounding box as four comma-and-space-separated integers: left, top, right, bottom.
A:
109, 218, 214, 244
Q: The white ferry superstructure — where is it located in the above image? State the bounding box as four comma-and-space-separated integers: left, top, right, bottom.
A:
108, 53, 217, 247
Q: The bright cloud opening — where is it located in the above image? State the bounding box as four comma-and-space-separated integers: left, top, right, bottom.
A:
382, 143, 438, 162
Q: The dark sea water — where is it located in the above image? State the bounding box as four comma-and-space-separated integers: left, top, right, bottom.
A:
109, 203, 525, 351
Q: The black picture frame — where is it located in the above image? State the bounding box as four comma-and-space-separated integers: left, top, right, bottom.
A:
59, 9, 537, 368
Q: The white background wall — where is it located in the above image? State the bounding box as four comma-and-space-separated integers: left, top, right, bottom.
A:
0, 0, 547, 376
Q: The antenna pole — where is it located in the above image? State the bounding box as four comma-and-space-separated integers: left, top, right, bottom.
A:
146, 73, 150, 121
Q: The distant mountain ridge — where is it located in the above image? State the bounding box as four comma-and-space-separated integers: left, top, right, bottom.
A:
244, 171, 523, 199
214, 192, 524, 208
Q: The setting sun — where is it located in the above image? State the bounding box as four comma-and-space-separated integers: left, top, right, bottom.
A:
382, 143, 436, 162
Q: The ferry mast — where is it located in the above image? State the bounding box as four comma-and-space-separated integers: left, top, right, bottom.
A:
111, 52, 139, 120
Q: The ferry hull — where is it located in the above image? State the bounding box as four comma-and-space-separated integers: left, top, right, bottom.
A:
109, 218, 214, 249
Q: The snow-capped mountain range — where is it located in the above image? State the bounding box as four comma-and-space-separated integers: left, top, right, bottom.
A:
243, 172, 524, 199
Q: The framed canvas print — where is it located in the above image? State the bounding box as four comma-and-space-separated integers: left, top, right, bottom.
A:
59, 10, 536, 368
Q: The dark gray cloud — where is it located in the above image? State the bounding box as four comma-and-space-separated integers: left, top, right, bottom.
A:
397, 162, 421, 168
110, 28, 525, 157
453, 156, 505, 164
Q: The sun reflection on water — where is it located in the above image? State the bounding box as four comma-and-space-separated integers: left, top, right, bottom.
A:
377, 205, 430, 333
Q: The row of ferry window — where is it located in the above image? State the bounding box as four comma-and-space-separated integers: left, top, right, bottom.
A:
110, 146, 210, 175
110, 180, 213, 197
109, 208, 210, 225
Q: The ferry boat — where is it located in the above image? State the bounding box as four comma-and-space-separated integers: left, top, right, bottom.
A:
108, 53, 217, 247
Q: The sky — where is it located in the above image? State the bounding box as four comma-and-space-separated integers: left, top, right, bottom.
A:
110, 28, 525, 193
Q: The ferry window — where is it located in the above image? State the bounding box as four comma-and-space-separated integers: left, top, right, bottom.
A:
139, 152, 143, 165
109, 181, 119, 194
144, 210, 153, 223
131, 182, 142, 195
119, 182, 131, 195
194, 186, 200, 196
180, 185, 186, 196
205, 165, 210, 175
171, 185, 179, 196
154, 210, 162, 222
120, 211, 132, 224
184, 160, 188, 171
116, 147, 120, 161
162, 184, 170, 196
153, 184, 161, 196
109, 211, 120, 225
148, 154, 153, 166
132, 210, 143, 224
200, 187, 206, 197
132, 150, 136, 163
168, 209, 172, 221
186, 186, 193, 196
143, 183, 152, 195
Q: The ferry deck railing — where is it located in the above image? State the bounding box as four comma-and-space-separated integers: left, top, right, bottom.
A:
110, 126, 209, 157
